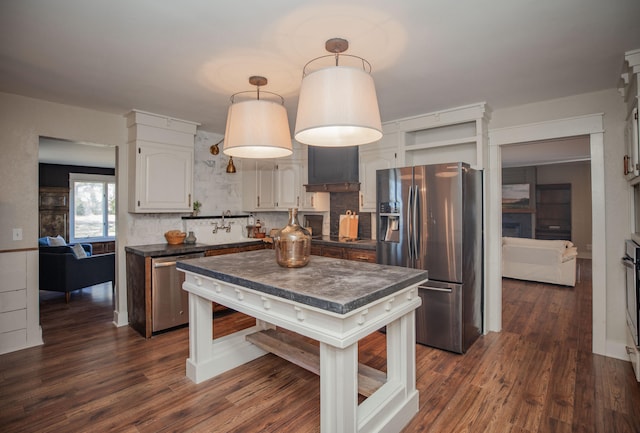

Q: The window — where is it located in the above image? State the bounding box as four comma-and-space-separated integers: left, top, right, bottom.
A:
69, 174, 116, 242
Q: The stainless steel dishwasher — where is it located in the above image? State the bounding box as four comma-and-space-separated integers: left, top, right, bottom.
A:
151, 252, 204, 332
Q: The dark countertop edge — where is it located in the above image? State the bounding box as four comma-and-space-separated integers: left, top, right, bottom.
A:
124, 240, 265, 257
182, 214, 251, 220
177, 253, 427, 315
312, 237, 376, 250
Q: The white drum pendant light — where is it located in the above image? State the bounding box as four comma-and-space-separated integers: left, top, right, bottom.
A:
295, 38, 382, 147
223, 76, 293, 159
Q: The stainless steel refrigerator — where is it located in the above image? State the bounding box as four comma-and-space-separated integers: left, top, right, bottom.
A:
376, 162, 482, 353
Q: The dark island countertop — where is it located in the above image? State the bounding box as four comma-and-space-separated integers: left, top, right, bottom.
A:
177, 249, 427, 314
124, 240, 265, 257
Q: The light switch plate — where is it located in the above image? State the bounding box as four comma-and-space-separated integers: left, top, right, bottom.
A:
12, 228, 23, 241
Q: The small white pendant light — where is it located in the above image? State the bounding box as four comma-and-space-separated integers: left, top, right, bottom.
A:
295, 38, 383, 147
223, 76, 293, 159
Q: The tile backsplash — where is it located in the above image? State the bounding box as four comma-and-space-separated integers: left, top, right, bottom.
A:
329, 192, 371, 239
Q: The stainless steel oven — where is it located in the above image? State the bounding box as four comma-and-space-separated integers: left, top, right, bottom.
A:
623, 240, 640, 347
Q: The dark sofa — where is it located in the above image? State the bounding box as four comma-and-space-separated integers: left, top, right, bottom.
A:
39, 244, 115, 302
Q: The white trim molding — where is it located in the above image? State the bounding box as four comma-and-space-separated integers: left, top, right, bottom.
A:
488, 113, 606, 356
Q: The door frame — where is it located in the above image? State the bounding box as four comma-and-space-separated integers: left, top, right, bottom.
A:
486, 114, 605, 355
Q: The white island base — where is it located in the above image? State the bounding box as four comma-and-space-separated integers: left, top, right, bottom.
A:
180, 252, 425, 433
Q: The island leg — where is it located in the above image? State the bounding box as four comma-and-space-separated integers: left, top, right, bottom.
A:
185, 291, 270, 384
319, 341, 358, 433
185, 291, 213, 383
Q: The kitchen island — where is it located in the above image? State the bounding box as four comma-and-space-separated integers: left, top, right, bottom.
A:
177, 249, 428, 433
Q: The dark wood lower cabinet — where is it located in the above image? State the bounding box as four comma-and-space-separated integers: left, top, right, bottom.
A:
127, 243, 267, 338
311, 244, 376, 263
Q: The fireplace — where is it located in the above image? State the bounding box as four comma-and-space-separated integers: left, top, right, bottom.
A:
502, 212, 533, 238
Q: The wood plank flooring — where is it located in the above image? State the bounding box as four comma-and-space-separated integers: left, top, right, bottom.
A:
1, 259, 640, 432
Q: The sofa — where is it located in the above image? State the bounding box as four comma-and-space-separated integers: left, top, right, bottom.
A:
39, 242, 115, 302
502, 236, 578, 287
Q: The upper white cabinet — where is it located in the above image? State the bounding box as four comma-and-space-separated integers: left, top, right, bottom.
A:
242, 159, 276, 211
397, 103, 490, 170
127, 110, 199, 213
620, 49, 640, 180
357, 103, 489, 214
275, 160, 300, 209
358, 136, 397, 212
242, 142, 329, 212
624, 107, 639, 179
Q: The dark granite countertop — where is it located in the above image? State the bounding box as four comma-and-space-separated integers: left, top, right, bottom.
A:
312, 236, 376, 250
177, 249, 427, 314
124, 240, 265, 257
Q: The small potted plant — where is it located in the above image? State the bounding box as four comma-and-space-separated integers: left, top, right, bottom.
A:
192, 200, 202, 216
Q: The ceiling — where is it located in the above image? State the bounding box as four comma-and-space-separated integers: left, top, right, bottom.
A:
2, 0, 640, 166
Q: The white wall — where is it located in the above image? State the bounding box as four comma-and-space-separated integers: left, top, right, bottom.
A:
0, 92, 128, 350
491, 88, 629, 359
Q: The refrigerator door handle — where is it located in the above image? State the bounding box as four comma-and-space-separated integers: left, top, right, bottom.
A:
419, 285, 453, 293
406, 185, 413, 260
412, 185, 419, 258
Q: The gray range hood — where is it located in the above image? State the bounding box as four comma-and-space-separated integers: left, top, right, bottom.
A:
305, 146, 360, 192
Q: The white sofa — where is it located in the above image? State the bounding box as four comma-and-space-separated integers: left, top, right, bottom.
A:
502, 237, 578, 287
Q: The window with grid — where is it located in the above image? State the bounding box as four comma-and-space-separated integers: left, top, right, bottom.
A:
69, 173, 116, 242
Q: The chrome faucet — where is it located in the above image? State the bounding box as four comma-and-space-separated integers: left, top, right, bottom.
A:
213, 210, 233, 234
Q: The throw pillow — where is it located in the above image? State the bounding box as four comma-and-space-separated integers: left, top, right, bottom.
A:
48, 235, 67, 246
71, 243, 87, 259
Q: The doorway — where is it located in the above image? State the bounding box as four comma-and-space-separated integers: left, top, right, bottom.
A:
37, 137, 117, 310
487, 114, 606, 355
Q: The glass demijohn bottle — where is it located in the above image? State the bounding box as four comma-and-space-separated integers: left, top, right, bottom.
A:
274, 208, 311, 268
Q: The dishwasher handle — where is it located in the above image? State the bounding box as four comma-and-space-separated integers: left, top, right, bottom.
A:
153, 253, 204, 268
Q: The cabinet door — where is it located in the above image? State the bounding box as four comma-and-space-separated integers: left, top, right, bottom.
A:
242, 160, 258, 211
242, 160, 276, 211
625, 107, 639, 179
345, 248, 376, 263
256, 160, 276, 210
132, 141, 193, 212
359, 147, 396, 212
275, 160, 300, 209
297, 155, 329, 211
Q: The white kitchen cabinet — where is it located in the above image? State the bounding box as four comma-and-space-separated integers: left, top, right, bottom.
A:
624, 107, 639, 179
0, 251, 41, 355
242, 143, 328, 212
298, 157, 329, 212
131, 141, 194, 211
359, 143, 397, 212
292, 144, 329, 212
127, 110, 199, 213
621, 49, 640, 180
275, 160, 300, 209
242, 159, 276, 211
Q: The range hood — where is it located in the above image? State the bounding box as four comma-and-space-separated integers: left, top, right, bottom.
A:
305, 146, 360, 192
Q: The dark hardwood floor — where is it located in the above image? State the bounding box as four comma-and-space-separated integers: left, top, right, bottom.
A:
1, 259, 639, 432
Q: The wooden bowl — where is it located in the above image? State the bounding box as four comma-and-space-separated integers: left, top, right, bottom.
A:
165, 231, 186, 245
